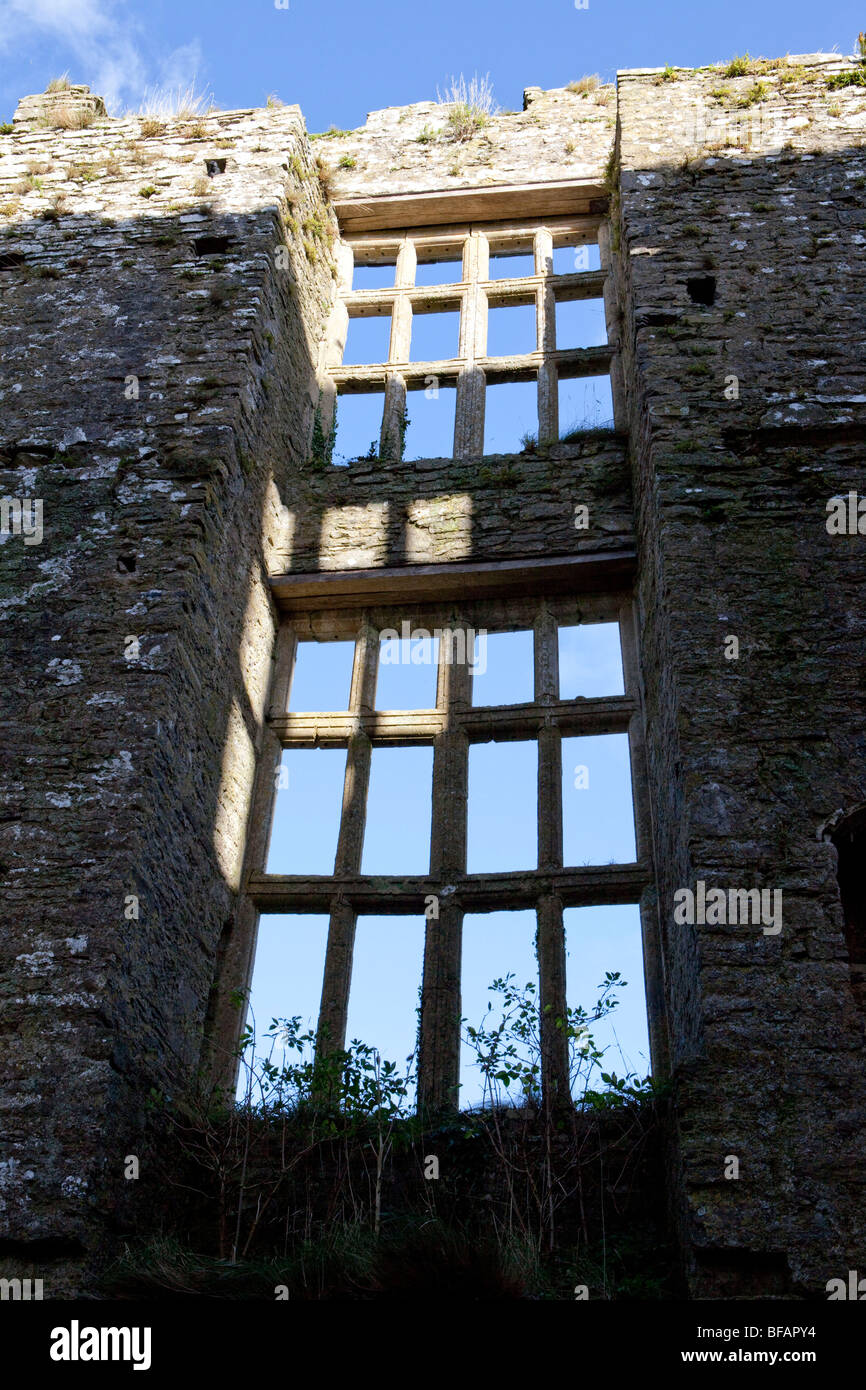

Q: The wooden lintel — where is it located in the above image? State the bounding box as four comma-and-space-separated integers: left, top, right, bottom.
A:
270, 549, 636, 613
247, 863, 648, 914
334, 182, 608, 234
269, 696, 637, 746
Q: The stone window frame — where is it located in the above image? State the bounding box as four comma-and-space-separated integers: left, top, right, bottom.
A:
325, 215, 618, 462
232, 560, 661, 1113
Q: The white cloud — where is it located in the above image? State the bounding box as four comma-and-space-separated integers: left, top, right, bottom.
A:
0, 0, 204, 115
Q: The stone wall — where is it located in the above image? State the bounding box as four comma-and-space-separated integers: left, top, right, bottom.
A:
615, 53, 866, 1294
0, 97, 337, 1288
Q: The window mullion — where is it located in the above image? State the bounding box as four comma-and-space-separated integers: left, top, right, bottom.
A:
535, 228, 558, 448
317, 621, 378, 1054
419, 632, 471, 1111
454, 232, 486, 459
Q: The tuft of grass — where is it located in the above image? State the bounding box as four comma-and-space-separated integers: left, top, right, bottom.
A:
567, 74, 600, 96
0, 122, 14, 135
437, 73, 498, 142
138, 185, 158, 198
415, 125, 437, 144
40, 105, 95, 130
655, 65, 678, 84
337, 153, 356, 169
45, 74, 72, 93
137, 80, 215, 122
139, 118, 165, 138
40, 193, 69, 221
309, 126, 353, 140
266, 93, 284, 108
315, 155, 335, 199
724, 54, 752, 77
737, 81, 768, 108
827, 68, 866, 89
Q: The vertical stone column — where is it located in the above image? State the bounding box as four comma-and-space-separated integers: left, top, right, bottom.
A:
317, 621, 378, 1052
454, 231, 487, 458
535, 228, 559, 446
534, 608, 568, 1104
418, 631, 471, 1111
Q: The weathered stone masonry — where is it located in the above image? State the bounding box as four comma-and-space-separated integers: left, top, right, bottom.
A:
1, 53, 865, 1296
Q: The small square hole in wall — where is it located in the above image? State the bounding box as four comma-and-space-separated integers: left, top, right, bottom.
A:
553, 242, 601, 274
334, 390, 385, 463
361, 746, 434, 874
558, 374, 614, 434
266, 748, 347, 875
467, 741, 537, 873
558, 622, 624, 699
239, 912, 329, 1098
347, 915, 425, 1094
488, 248, 535, 280
486, 303, 537, 358
460, 909, 538, 1108
343, 312, 392, 365
351, 259, 397, 290
414, 250, 464, 286
403, 383, 457, 460
564, 904, 650, 1092
561, 733, 635, 866
471, 629, 534, 707
376, 632, 440, 709
289, 639, 356, 712
555, 297, 607, 349
409, 309, 460, 363
484, 379, 538, 454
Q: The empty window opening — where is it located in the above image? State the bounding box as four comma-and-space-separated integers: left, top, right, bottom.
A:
553, 242, 601, 274
290, 639, 355, 712
343, 312, 392, 366
562, 734, 636, 867
351, 259, 397, 290
0, 251, 27, 270
484, 379, 538, 454
205, 158, 227, 176
555, 297, 608, 350
471, 629, 534, 707
467, 741, 538, 873
361, 746, 434, 875
193, 235, 231, 256
831, 807, 866, 1010
460, 910, 538, 1108
409, 309, 460, 363
558, 622, 625, 699
488, 249, 535, 280
687, 275, 717, 306
414, 252, 464, 287
376, 633, 440, 710
239, 913, 328, 1100
403, 383, 457, 460
558, 374, 614, 435
564, 904, 650, 1095
486, 303, 537, 358
333, 390, 385, 463
266, 748, 347, 874
346, 915, 424, 1099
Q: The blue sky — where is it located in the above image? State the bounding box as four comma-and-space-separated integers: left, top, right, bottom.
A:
251, 620, 650, 1107
1, 0, 860, 125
